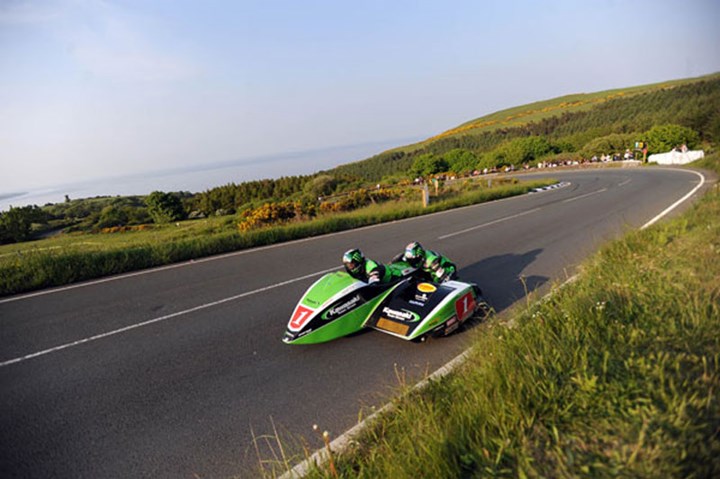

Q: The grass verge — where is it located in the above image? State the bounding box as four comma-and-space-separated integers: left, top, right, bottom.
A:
277, 165, 719, 478
0, 179, 553, 297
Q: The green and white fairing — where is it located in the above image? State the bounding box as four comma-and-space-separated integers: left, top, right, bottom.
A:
282, 270, 408, 345
283, 263, 484, 344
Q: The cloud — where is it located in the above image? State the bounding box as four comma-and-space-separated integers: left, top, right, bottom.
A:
64, 8, 200, 83
0, 1, 61, 25
4, 0, 199, 83
70, 40, 198, 83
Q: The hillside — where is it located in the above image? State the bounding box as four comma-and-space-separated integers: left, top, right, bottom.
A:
330, 72, 720, 181
427, 73, 720, 142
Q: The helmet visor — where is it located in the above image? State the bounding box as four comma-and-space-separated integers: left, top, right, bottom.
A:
404, 246, 421, 265
344, 259, 361, 274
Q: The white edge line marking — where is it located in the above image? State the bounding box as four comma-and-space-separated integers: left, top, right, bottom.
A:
280, 167, 709, 479
438, 208, 542, 240
560, 187, 607, 203
0, 266, 339, 368
0, 179, 557, 305
641, 169, 705, 229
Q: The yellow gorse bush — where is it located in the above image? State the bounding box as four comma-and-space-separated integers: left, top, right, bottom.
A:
238, 201, 316, 232
237, 188, 407, 231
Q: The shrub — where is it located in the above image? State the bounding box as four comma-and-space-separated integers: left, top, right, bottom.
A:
493, 136, 554, 167
145, 191, 186, 223
644, 124, 700, 154
412, 153, 450, 178
580, 132, 637, 158
238, 201, 316, 231
443, 149, 479, 174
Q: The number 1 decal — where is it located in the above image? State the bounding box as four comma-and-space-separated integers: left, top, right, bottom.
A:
289, 305, 314, 331
454, 292, 476, 322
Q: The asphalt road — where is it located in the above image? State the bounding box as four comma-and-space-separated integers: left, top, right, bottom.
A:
0, 167, 711, 478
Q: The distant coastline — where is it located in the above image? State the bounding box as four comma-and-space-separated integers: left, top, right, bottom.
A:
0, 192, 28, 202
0, 137, 422, 212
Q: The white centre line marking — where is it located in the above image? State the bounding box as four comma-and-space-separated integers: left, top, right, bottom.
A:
0, 266, 339, 368
438, 208, 542, 240
561, 187, 608, 203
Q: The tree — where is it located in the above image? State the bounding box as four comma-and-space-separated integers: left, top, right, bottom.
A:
443, 149, 478, 174
644, 124, 700, 154
493, 136, 554, 167
303, 174, 338, 198
475, 154, 497, 171
0, 205, 47, 243
708, 113, 720, 144
580, 133, 636, 158
411, 154, 449, 178
97, 205, 129, 228
145, 191, 185, 223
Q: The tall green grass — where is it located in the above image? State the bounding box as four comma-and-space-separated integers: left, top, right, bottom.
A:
292, 175, 720, 478
0, 179, 552, 296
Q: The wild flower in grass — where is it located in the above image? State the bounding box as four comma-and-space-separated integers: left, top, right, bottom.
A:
310, 424, 338, 478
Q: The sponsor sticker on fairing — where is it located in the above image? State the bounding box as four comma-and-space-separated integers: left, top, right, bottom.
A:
322, 294, 362, 320
289, 305, 315, 331
381, 307, 421, 322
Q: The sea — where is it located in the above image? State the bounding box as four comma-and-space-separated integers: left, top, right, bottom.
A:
0, 138, 419, 212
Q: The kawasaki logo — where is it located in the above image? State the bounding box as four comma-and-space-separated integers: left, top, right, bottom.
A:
322, 295, 362, 320
382, 307, 421, 322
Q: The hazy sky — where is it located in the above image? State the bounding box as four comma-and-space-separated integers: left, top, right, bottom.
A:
1, 0, 719, 192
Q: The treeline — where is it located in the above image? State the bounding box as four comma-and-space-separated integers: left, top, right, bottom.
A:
0, 194, 191, 244
408, 123, 701, 178
331, 151, 416, 182
44, 196, 154, 231
189, 176, 310, 216
0, 175, 352, 243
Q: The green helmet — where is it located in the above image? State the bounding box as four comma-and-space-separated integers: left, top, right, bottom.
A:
403, 241, 425, 267
343, 248, 365, 275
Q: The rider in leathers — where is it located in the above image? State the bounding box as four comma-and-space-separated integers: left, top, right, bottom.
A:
343, 248, 396, 283
402, 241, 457, 283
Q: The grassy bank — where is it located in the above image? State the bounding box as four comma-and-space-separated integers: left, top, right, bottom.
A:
0, 178, 552, 297
285, 165, 720, 478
